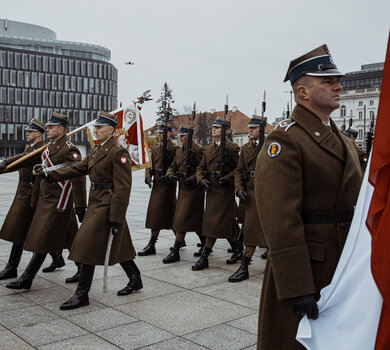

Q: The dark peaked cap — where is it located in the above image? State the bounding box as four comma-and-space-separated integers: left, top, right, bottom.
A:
284, 44, 344, 84
26, 118, 45, 134
46, 112, 70, 127
93, 110, 118, 127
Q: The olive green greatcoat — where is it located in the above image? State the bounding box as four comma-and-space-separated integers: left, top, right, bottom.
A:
167, 141, 204, 233
23, 135, 86, 254
196, 138, 240, 239
49, 136, 135, 265
0, 141, 45, 244
145, 138, 178, 230
234, 141, 266, 247
255, 105, 362, 350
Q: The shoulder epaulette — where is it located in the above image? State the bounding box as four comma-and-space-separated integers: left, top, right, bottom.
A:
274, 119, 296, 132
65, 141, 74, 148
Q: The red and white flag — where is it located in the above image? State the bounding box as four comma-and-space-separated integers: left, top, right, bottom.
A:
87, 102, 151, 171
296, 34, 390, 349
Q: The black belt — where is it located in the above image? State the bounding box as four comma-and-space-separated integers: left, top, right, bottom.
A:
204, 170, 222, 179
302, 210, 354, 224
90, 182, 113, 190
19, 176, 34, 183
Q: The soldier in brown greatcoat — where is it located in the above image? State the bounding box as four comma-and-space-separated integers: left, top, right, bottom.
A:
162, 126, 205, 263
139, 124, 178, 256
229, 116, 267, 283
193, 118, 241, 270
0, 119, 45, 280
6, 113, 86, 290
255, 45, 362, 350
42, 111, 141, 310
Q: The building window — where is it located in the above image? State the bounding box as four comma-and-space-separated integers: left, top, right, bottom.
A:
358, 130, 363, 139
36, 55, 42, 71
370, 111, 375, 118
358, 101, 363, 106
15, 53, 21, 69
359, 111, 363, 119
29, 54, 35, 70
370, 100, 374, 105
22, 54, 29, 69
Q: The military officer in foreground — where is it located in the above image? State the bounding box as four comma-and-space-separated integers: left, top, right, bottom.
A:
193, 118, 241, 270
229, 116, 267, 282
139, 124, 178, 256
0, 119, 45, 279
6, 113, 86, 290
43, 111, 142, 310
255, 45, 362, 349
163, 126, 205, 263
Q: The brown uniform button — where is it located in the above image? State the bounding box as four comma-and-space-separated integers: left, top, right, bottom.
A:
340, 223, 348, 229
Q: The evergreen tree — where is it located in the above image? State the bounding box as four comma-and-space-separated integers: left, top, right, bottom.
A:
156, 82, 175, 125
194, 112, 213, 146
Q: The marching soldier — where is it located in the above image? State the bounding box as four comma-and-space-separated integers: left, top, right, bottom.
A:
342, 128, 368, 170
229, 117, 267, 282
139, 124, 178, 256
6, 112, 86, 290
42, 111, 142, 310
163, 126, 205, 263
0, 119, 45, 280
193, 118, 241, 270
255, 45, 362, 349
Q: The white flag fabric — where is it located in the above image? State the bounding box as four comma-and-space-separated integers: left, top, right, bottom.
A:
296, 160, 383, 350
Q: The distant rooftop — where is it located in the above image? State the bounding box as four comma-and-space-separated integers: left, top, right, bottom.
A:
0, 18, 111, 62
341, 62, 384, 91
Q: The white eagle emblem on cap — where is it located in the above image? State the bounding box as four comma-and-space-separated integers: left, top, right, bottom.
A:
329, 56, 334, 64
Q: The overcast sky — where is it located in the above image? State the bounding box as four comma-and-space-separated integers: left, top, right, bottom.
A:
2, 0, 389, 128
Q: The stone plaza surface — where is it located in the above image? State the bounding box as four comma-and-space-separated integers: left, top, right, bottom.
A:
0, 171, 265, 349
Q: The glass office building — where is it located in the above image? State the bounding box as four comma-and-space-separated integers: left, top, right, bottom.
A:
0, 18, 118, 157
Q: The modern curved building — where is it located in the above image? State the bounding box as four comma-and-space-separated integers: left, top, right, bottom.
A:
0, 18, 118, 157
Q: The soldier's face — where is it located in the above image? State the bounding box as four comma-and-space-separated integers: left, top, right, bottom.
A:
94, 125, 114, 142
45, 125, 64, 142
179, 134, 187, 145
157, 131, 170, 141
26, 130, 42, 143
212, 126, 221, 139
248, 126, 260, 140
305, 76, 342, 113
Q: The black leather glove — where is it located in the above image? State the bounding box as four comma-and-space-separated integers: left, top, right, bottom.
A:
109, 222, 120, 235
145, 177, 152, 189
167, 173, 178, 182
218, 176, 229, 187
199, 179, 210, 192
0, 160, 6, 173
75, 207, 86, 223
184, 177, 194, 186
236, 189, 248, 202
159, 175, 167, 183
290, 294, 319, 319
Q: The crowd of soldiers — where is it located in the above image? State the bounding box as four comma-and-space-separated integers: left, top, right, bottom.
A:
0, 43, 368, 349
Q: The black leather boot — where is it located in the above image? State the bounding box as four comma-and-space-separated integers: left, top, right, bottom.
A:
226, 241, 243, 264
261, 248, 269, 260
60, 264, 95, 310
6, 253, 46, 290
117, 260, 143, 296
170, 240, 186, 250
42, 253, 65, 273
138, 236, 158, 256
228, 256, 251, 282
0, 243, 23, 280
192, 247, 212, 271
194, 235, 206, 257
65, 262, 81, 283
163, 240, 181, 264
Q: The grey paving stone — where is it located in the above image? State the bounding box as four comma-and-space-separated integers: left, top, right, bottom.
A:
37, 334, 123, 350
115, 290, 254, 336
143, 262, 232, 289
0, 283, 16, 296
66, 308, 138, 332
22, 285, 76, 304
0, 330, 35, 349
227, 313, 259, 334
0, 324, 6, 331
183, 324, 257, 350
0, 293, 35, 311
194, 279, 262, 310
0, 305, 59, 328
88, 274, 184, 307
42, 299, 108, 317
12, 318, 88, 347
241, 345, 257, 350
134, 253, 189, 272
96, 321, 174, 349
139, 337, 209, 349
